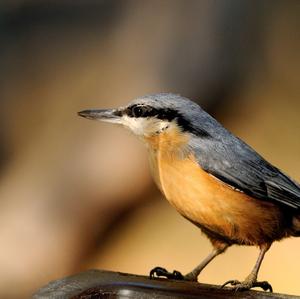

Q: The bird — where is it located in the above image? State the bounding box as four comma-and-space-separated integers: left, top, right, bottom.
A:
78, 93, 300, 292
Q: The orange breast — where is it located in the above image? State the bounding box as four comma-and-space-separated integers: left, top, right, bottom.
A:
145, 128, 285, 245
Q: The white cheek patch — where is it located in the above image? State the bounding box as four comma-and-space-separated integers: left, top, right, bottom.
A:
121, 115, 147, 135
120, 115, 171, 137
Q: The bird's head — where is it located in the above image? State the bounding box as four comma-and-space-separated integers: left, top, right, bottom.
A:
78, 93, 211, 140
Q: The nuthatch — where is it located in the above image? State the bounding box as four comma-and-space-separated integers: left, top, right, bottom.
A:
78, 93, 300, 292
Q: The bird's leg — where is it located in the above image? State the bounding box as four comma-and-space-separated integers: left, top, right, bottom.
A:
184, 245, 228, 281
222, 243, 273, 292
150, 245, 228, 281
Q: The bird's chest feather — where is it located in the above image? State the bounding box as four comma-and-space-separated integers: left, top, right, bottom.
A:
145, 129, 284, 245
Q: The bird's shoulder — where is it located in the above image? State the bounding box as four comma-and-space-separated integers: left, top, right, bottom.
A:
189, 130, 300, 210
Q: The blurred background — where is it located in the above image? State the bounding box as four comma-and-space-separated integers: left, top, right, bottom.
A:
0, 0, 299, 298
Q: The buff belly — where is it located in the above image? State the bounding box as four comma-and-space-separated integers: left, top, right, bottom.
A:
148, 149, 286, 246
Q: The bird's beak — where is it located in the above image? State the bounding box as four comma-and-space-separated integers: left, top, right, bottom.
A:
78, 108, 122, 124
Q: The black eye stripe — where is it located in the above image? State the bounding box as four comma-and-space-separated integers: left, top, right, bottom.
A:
124, 105, 158, 118
122, 105, 211, 138
156, 109, 177, 121
124, 105, 177, 120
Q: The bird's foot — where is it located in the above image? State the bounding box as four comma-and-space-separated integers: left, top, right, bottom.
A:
221, 279, 273, 292
149, 267, 185, 281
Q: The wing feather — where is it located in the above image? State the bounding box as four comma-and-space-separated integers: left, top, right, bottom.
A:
189, 134, 300, 209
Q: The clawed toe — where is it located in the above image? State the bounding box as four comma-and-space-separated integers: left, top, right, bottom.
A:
221, 279, 273, 292
149, 266, 184, 280
252, 281, 273, 292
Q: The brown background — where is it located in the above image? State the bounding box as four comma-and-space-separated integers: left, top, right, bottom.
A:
0, 1, 299, 298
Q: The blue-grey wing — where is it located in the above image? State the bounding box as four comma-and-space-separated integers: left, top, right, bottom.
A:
189, 134, 300, 209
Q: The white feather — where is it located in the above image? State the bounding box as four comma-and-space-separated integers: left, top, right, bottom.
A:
120, 115, 173, 137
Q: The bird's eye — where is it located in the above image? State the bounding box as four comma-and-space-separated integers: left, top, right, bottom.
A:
132, 105, 147, 117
